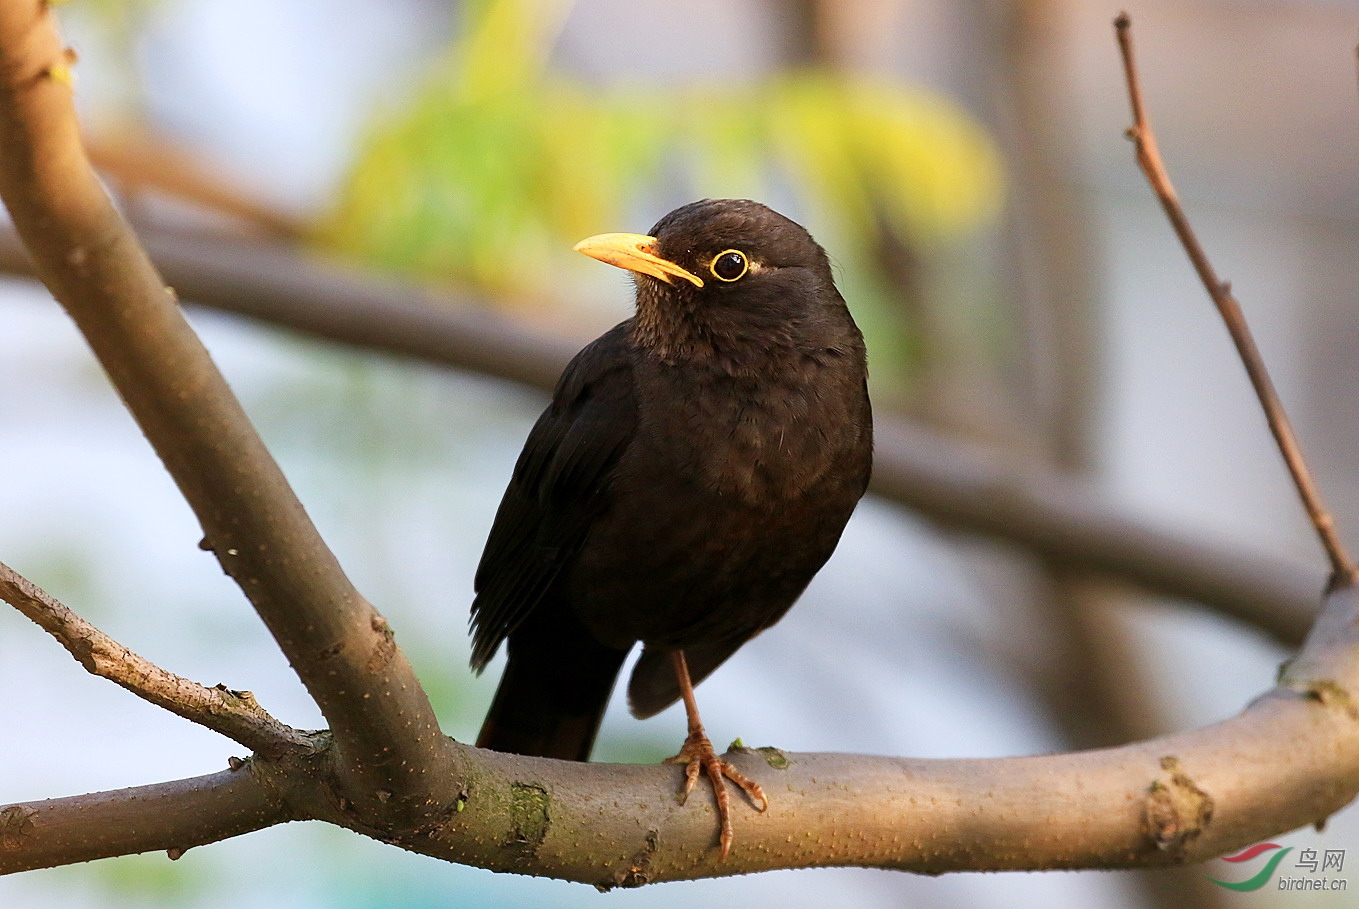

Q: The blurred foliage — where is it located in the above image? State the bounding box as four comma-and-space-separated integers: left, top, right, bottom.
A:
90, 850, 215, 905
54, 0, 165, 42
47, 0, 156, 11
317, 0, 1004, 330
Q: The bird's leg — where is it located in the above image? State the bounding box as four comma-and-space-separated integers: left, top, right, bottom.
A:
662, 650, 768, 859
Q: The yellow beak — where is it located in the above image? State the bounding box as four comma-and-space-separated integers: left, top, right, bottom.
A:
572, 233, 704, 288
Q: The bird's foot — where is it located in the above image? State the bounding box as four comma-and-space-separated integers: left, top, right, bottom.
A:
664, 728, 768, 860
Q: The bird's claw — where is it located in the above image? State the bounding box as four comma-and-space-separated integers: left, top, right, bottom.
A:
665, 728, 768, 859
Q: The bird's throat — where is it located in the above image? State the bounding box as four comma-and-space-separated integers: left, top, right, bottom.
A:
630, 279, 704, 364
630, 281, 801, 375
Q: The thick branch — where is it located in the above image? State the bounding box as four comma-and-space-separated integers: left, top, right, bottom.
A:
278, 584, 1359, 882
0, 764, 300, 875
0, 559, 310, 758
425, 693, 1359, 885
360, 589, 1359, 884
0, 2, 452, 809
0, 227, 1320, 645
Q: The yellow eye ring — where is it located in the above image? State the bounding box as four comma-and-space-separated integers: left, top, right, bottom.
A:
709, 249, 749, 282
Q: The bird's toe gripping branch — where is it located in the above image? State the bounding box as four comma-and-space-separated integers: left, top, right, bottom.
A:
665, 650, 769, 860
666, 727, 769, 860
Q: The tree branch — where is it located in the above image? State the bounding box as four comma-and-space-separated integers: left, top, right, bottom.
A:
1115, 11, 1356, 586
0, 226, 1322, 645
870, 419, 1319, 644
0, 559, 311, 758
0, 0, 452, 814
0, 764, 302, 875
10, 586, 1359, 882
363, 591, 1359, 886
85, 129, 303, 239
414, 597, 1359, 887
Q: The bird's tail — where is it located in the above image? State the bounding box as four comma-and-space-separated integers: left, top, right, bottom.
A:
476, 613, 628, 762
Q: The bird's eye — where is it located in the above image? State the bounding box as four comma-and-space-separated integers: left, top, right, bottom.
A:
709, 250, 748, 282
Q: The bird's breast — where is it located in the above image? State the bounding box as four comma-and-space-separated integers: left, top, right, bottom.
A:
566, 351, 871, 650
629, 354, 868, 504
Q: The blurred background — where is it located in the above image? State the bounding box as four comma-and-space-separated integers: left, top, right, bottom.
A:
2, 0, 1358, 907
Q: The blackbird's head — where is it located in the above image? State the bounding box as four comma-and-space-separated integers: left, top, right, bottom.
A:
574, 199, 855, 365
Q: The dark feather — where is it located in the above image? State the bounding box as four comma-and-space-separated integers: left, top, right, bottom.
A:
469, 324, 638, 672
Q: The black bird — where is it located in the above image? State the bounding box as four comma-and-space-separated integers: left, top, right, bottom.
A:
470, 199, 872, 858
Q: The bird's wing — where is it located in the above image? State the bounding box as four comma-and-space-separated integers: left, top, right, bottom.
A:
469, 324, 638, 672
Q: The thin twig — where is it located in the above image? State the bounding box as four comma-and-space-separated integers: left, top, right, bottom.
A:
1114, 12, 1357, 587
0, 560, 311, 758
